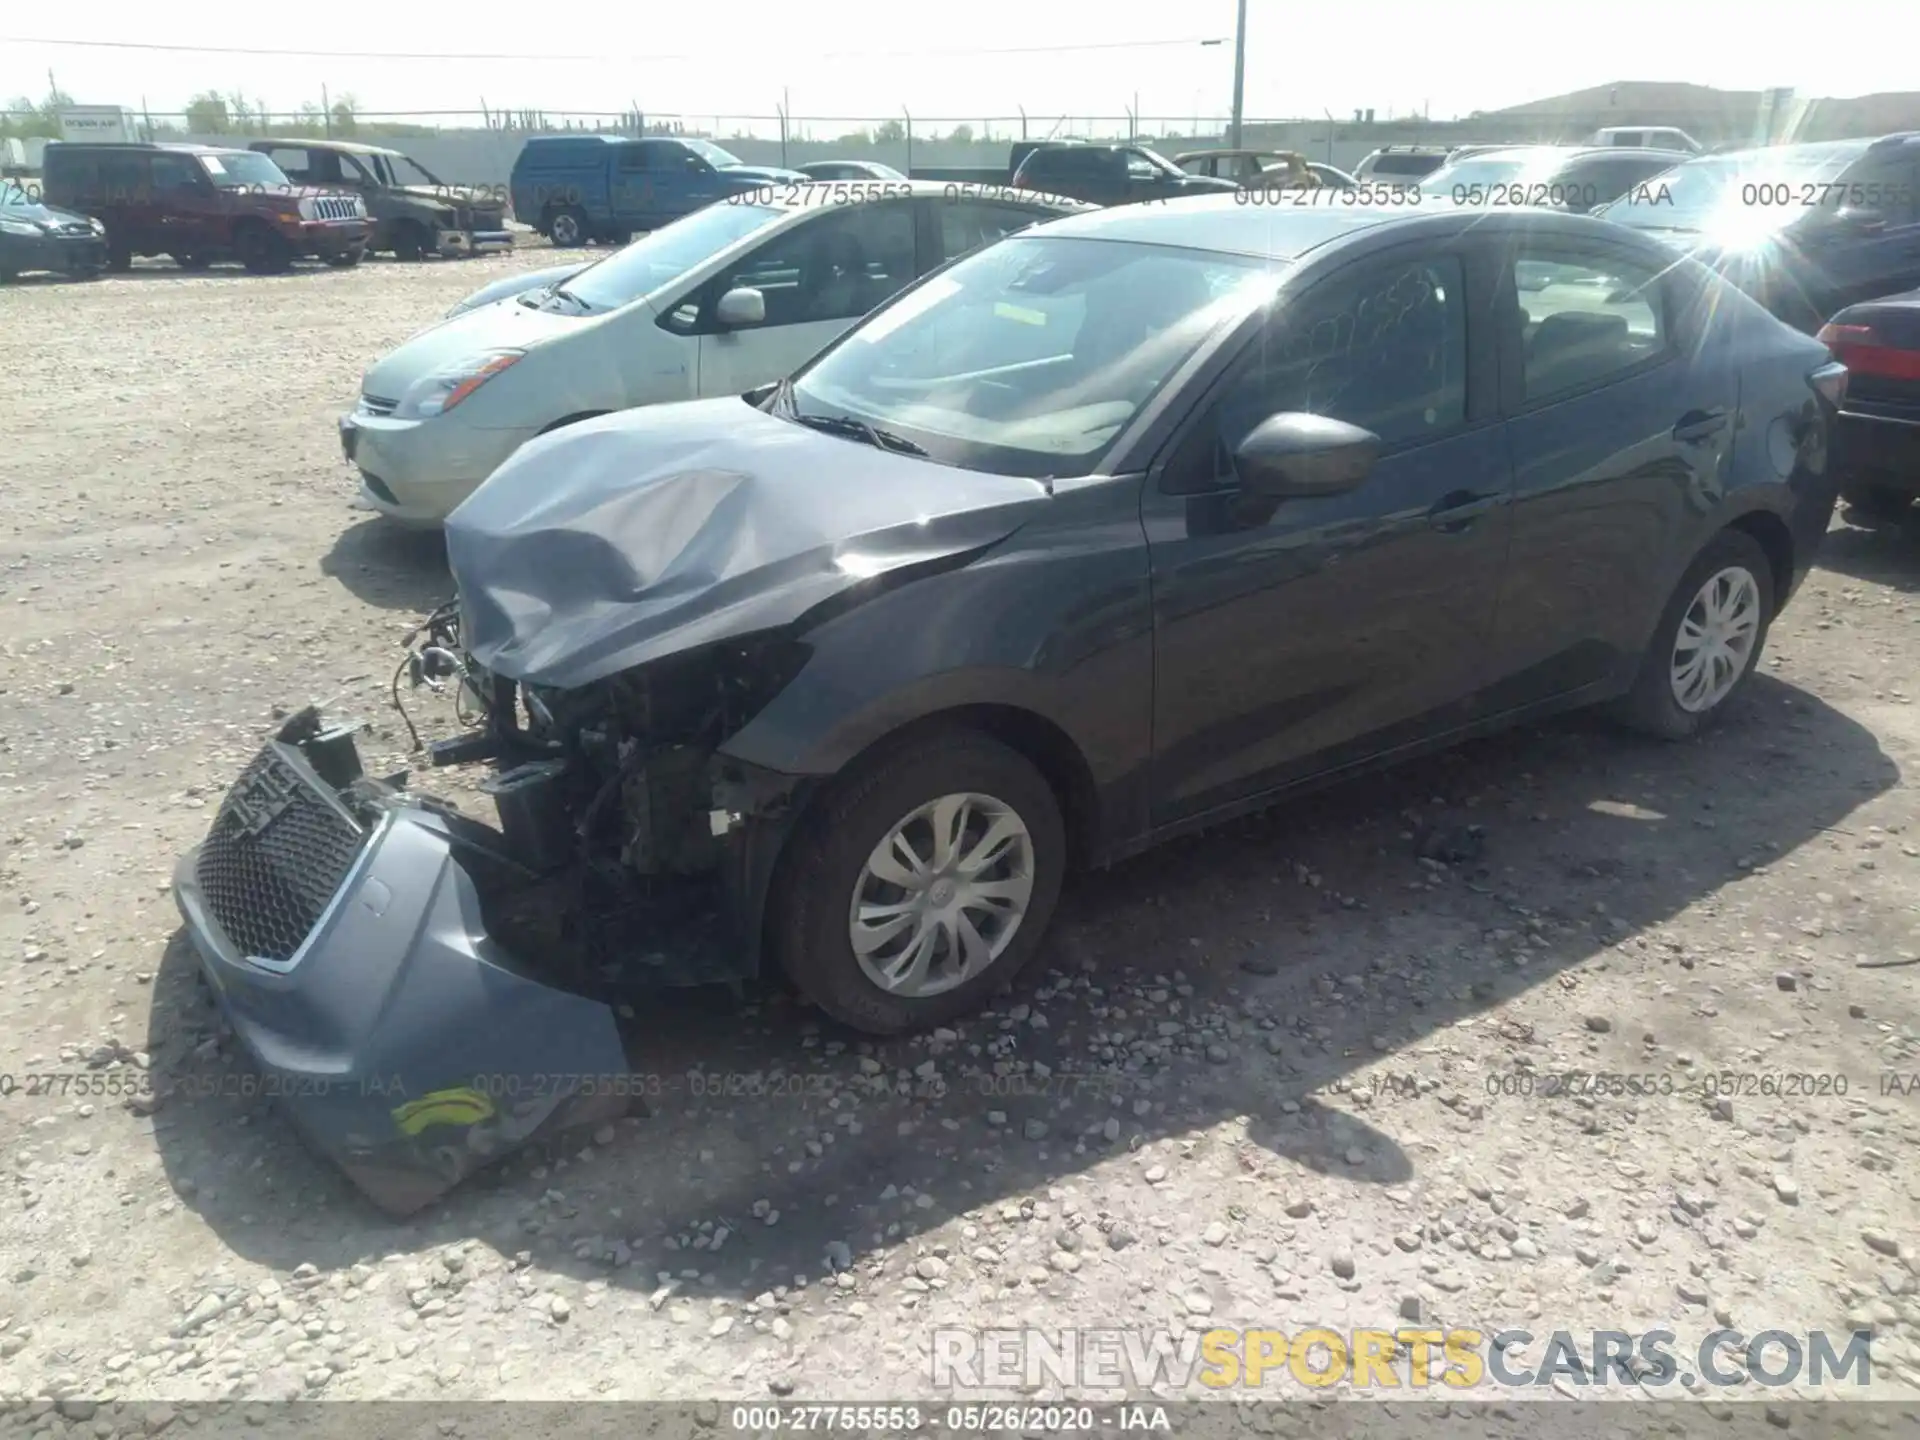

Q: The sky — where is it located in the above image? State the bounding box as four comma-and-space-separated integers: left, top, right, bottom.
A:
5, 0, 1917, 135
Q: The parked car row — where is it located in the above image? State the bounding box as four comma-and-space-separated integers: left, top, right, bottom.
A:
180, 190, 1859, 1216
4, 136, 521, 278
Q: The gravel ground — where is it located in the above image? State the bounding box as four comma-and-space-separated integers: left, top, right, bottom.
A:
3, 251, 1920, 1417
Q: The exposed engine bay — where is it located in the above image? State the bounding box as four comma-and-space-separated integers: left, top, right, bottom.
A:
387, 598, 815, 993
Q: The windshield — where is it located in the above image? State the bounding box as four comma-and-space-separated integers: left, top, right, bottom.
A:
1599, 146, 1865, 236
1421, 150, 1566, 195
547, 202, 786, 312
787, 235, 1276, 480
198, 151, 290, 189
394, 154, 443, 187
683, 138, 745, 168
1130, 147, 1186, 178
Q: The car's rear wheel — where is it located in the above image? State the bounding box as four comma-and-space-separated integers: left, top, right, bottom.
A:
1841, 478, 1911, 521
546, 206, 589, 247
1614, 529, 1775, 740
769, 729, 1065, 1036
236, 225, 291, 275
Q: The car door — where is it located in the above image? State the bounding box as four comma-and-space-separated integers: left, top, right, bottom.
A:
147, 152, 212, 256
688, 199, 923, 395
1143, 241, 1514, 825
661, 142, 727, 219
1487, 229, 1737, 708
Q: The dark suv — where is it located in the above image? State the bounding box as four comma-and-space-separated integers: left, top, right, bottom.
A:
41, 142, 371, 273
248, 140, 510, 260
1011, 143, 1239, 207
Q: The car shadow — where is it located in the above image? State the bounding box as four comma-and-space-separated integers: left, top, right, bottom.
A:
144, 674, 1897, 1302
1813, 511, 1920, 593
319, 517, 455, 613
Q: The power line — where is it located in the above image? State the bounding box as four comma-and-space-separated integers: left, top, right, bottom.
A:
1, 34, 1231, 62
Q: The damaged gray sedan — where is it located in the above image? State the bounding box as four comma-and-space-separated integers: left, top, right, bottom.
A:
172, 199, 1843, 1212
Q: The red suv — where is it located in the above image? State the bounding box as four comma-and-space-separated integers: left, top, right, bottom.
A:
41, 142, 371, 273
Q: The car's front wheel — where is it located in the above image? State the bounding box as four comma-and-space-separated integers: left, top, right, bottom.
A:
769, 730, 1065, 1036
1615, 528, 1775, 739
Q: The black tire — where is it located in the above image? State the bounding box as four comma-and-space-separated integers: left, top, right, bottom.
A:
235, 225, 290, 275
1841, 478, 1912, 521
170, 252, 211, 271
1613, 529, 1776, 740
391, 221, 429, 261
105, 231, 132, 273
768, 729, 1066, 1036
546, 205, 589, 247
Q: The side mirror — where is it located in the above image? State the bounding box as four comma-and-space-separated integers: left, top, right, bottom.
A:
714, 286, 766, 328
1233, 413, 1379, 498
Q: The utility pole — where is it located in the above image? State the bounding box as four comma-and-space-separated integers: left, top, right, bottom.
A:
1228, 0, 1247, 147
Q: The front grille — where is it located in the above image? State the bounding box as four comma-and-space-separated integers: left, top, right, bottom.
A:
312, 197, 359, 222
195, 745, 365, 963
360, 394, 397, 417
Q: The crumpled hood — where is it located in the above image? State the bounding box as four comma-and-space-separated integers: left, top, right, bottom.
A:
445, 397, 1049, 689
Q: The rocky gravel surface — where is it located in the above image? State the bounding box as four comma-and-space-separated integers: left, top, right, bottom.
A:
2, 251, 1920, 1420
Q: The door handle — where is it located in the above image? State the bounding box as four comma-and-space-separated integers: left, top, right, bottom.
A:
1672, 409, 1729, 442
1428, 489, 1502, 533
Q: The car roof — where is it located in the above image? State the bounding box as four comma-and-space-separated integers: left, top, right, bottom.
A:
1445, 145, 1690, 163
1173, 149, 1296, 160
1691, 137, 1893, 165
48, 140, 252, 156
1029, 192, 1630, 260
256, 138, 406, 159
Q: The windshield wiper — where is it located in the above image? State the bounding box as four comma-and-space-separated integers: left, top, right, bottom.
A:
791, 409, 927, 457
546, 286, 594, 313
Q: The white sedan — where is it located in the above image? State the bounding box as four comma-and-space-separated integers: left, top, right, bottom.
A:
340, 180, 1088, 525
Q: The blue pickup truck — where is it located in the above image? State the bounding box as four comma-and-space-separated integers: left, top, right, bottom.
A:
508, 135, 806, 246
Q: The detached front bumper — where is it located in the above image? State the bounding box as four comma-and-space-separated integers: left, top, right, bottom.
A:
170, 728, 630, 1216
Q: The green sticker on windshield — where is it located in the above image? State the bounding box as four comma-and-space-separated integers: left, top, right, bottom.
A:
994, 302, 1047, 326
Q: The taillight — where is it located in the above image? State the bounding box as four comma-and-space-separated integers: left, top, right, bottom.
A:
1816, 321, 1920, 382
1807, 358, 1848, 410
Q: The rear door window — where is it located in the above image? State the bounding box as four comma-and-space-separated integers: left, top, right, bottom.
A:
1512, 248, 1668, 402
